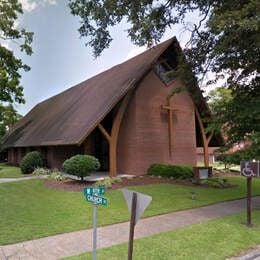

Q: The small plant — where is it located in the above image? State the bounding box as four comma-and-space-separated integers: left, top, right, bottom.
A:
94, 177, 113, 188
20, 151, 44, 174
111, 176, 122, 183
49, 171, 66, 181
94, 176, 123, 188
63, 154, 100, 181
190, 190, 197, 200
33, 167, 50, 176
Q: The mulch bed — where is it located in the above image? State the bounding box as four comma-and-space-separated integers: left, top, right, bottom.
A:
44, 175, 194, 192
44, 171, 238, 192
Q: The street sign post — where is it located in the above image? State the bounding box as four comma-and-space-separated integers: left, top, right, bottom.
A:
83, 186, 107, 260
122, 189, 152, 260
240, 161, 258, 227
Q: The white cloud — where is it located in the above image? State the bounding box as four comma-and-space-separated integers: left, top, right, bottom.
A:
19, 0, 37, 12
19, 0, 57, 13
0, 41, 11, 50
125, 46, 147, 60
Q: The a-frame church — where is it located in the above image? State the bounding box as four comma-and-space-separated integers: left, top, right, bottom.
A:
3, 37, 221, 176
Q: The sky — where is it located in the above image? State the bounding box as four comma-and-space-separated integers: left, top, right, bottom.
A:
12, 0, 201, 115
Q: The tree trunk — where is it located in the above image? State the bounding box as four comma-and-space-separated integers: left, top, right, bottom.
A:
203, 140, 210, 167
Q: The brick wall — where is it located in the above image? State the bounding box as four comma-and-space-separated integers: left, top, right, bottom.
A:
46, 146, 83, 169
117, 71, 197, 175
8, 145, 83, 169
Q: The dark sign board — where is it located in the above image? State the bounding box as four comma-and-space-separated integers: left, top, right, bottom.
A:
240, 161, 260, 178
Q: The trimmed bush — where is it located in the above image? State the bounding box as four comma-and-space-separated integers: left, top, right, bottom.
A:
20, 151, 44, 174
63, 154, 100, 181
147, 163, 193, 179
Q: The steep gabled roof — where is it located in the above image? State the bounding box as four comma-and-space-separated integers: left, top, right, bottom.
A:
3, 38, 176, 148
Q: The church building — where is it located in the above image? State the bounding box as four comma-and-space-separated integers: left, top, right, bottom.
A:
3, 37, 220, 176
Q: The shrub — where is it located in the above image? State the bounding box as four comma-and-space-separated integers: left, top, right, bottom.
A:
49, 170, 66, 181
20, 151, 44, 174
201, 177, 232, 188
63, 154, 100, 181
147, 163, 193, 179
94, 177, 113, 188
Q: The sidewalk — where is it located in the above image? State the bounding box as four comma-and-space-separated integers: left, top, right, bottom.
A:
0, 176, 46, 184
1, 197, 259, 260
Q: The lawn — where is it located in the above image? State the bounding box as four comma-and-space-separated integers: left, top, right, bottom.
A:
0, 176, 260, 245
67, 210, 260, 260
0, 163, 23, 178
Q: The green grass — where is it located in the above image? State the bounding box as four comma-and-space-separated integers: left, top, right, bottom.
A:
67, 211, 260, 260
0, 176, 260, 245
0, 163, 23, 178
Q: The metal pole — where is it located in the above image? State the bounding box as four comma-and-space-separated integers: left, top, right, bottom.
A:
93, 203, 97, 260
128, 192, 137, 260
257, 161, 260, 177
247, 177, 252, 227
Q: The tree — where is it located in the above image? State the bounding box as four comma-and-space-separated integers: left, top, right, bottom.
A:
69, 0, 259, 156
0, 0, 33, 104
208, 87, 260, 158
207, 87, 233, 139
0, 103, 22, 151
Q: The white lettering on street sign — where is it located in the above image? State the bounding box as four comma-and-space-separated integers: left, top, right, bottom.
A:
122, 189, 152, 224
86, 195, 107, 206
83, 187, 105, 196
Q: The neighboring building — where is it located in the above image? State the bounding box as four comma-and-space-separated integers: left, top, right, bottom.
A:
3, 37, 221, 176
196, 147, 219, 164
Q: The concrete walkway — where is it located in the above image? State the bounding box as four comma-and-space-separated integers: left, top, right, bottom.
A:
230, 244, 260, 260
0, 197, 259, 260
63, 172, 132, 182
0, 176, 46, 184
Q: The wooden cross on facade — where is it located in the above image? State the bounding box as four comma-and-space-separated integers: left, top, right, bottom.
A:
161, 98, 176, 156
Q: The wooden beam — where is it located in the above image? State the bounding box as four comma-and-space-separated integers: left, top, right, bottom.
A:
97, 123, 111, 143
109, 90, 134, 177
161, 98, 174, 157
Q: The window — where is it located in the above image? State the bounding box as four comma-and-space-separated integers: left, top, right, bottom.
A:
154, 60, 176, 84
154, 45, 178, 85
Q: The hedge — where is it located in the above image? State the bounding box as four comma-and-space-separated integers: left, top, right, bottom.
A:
147, 163, 193, 179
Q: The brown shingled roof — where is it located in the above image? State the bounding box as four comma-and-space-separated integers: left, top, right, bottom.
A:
3, 38, 175, 148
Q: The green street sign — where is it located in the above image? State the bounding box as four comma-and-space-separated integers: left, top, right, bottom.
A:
83, 186, 106, 196
86, 194, 107, 206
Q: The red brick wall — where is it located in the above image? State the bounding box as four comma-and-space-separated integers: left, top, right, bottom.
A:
117, 71, 197, 175
46, 146, 83, 169
8, 145, 83, 169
